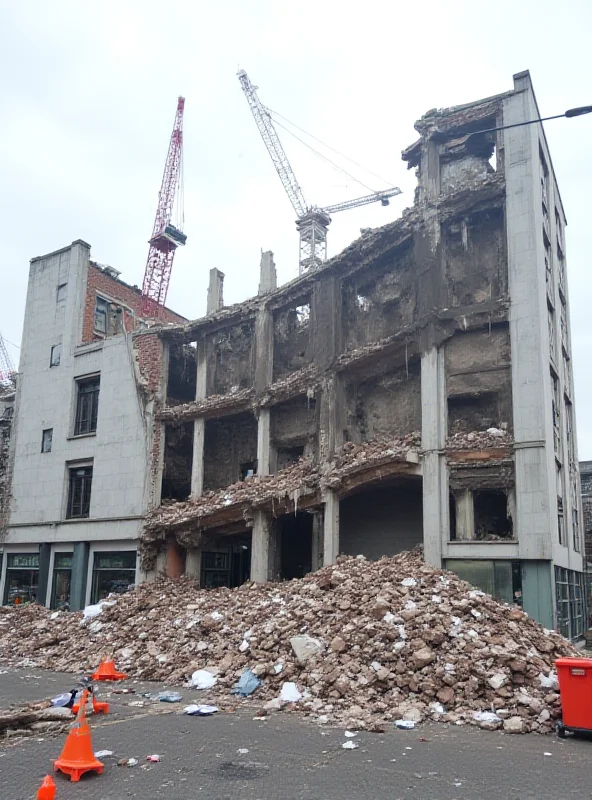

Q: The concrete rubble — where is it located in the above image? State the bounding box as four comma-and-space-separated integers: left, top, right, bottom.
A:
0, 549, 575, 734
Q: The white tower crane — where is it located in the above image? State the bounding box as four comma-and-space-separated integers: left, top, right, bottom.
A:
238, 69, 402, 275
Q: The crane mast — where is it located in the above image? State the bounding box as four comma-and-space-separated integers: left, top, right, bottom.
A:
141, 97, 186, 318
0, 332, 15, 388
238, 69, 401, 275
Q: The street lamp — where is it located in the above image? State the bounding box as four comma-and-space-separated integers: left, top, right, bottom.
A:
433, 106, 592, 140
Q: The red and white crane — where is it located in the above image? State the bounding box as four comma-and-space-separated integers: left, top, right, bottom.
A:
141, 97, 187, 318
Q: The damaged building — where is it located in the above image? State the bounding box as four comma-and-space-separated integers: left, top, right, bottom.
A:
0, 71, 584, 638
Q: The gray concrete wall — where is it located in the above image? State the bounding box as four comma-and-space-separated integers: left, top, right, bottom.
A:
503, 73, 582, 576
5, 241, 150, 547
340, 483, 423, 559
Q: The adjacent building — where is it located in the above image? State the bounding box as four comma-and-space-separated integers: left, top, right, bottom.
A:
0, 71, 585, 637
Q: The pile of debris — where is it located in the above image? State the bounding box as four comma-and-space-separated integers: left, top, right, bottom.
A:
0, 550, 575, 734
446, 428, 511, 450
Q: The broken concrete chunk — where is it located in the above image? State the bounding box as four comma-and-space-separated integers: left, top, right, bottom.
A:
503, 716, 525, 734
290, 635, 325, 664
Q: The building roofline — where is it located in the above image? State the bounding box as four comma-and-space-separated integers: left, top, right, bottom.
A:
30, 239, 91, 263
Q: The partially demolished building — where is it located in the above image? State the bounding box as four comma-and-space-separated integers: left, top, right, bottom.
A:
0, 71, 584, 637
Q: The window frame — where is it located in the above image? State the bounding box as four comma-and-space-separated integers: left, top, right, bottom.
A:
41, 428, 53, 453
50, 343, 62, 367
74, 375, 100, 436
66, 463, 93, 519
94, 296, 110, 334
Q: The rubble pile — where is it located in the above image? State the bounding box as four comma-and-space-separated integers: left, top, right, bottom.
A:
0, 550, 575, 733
446, 429, 512, 450
324, 433, 421, 488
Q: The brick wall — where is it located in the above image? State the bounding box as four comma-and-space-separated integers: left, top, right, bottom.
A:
135, 332, 166, 507
82, 264, 185, 344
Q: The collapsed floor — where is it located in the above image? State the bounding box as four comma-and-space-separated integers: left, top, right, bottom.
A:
0, 549, 574, 734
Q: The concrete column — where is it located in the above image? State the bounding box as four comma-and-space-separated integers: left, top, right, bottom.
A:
322, 490, 339, 566
455, 490, 475, 541
257, 408, 271, 476
258, 251, 277, 295
70, 542, 90, 612
185, 548, 202, 584
38, 543, 51, 608
421, 346, 448, 566
251, 510, 271, 582
166, 538, 185, 579
207, 268, 224, 314
190, 341, 207, 499
311, 511, 323, 572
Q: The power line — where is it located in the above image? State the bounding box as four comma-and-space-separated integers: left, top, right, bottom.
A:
267, 106, 397, 188
271, 116, 376, 195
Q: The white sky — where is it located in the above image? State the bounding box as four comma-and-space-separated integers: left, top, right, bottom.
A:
1, 0, 590, 455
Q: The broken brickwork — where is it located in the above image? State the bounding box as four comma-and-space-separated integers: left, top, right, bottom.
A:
0, 386, 15, 537
137, 78, 576, 595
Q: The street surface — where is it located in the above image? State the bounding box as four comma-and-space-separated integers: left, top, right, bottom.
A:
0, 668, 590, 799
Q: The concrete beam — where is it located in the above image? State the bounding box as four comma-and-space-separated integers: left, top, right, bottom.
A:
207, 269, 224, 314
322, 490, 340, 566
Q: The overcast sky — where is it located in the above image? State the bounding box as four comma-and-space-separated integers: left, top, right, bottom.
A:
1, 0, 590, 455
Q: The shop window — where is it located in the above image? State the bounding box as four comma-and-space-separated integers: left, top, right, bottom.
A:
67, 464, 93, 519
50, 553, 72, 610
41, 428, 53, 453
50, 343, 62, 367
74, 375, 100, 436
90, 551, 136, 604
3, 553, 39, 605
446, 559, 522, 606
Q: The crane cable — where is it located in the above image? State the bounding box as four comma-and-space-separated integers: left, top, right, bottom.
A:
270, 115, 376, 195
266, 106, 397, 190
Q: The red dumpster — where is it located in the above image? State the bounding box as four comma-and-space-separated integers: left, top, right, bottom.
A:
555, 657, 592, 738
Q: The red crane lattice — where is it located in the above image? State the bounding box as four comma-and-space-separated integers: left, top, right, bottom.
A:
141, 96, 186, 318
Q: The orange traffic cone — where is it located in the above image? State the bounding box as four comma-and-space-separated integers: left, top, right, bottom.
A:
72, 691, 109, 716
54, 705, 104, 782
91, 656, 127, 681
37, 774, 56, 799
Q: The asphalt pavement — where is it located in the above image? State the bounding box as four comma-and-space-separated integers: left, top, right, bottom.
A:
0, 668, 591, 799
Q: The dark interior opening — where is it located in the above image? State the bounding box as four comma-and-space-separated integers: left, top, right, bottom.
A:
166, 343, 197, 405
203, 412, 258, 491
474, 489, 512, 539
201, 533, 251, 589
340, 479, 423, 559
449, 493, 457, 540
279, 512, 313, 580
161, 421, 193, 500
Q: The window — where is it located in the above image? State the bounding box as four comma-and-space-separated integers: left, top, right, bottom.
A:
94, 296, 110, 334
3, 553, 39, 605
240, 461, 257, 480
57, 283, 67, 303
41, 428, 53, 453
473, 490, 512, 540
50, 344, 62, 367
50, 553, 72, 610
74, 376, 100, 436
558, 496, 565, 545
90, 551, 136, 604
573, 509, 580, 553
555, 567, 584, 640
67, 465, 93, 518
445, 559, 522, 607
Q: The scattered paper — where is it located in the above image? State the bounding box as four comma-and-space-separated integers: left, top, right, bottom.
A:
342, 741, 359, 750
